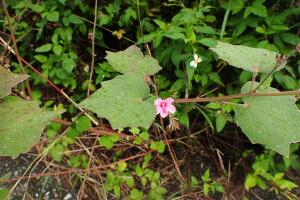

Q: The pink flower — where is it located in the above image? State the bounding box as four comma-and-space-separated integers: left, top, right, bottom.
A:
154, 97, 176, 118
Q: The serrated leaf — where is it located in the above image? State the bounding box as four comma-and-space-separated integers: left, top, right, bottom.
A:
80, 75, 156, 129
0, 68, 29, 98
210, 41, 282, 73
105, 45, 162, 76
235, 82, 300, 157
0, 96, 56, 158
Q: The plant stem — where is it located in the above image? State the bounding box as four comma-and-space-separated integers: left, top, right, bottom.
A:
1, 0, 32, 99
87, 0, 98, 98
175, 90, 300, 103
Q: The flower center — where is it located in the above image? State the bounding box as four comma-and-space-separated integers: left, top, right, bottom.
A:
160, 102, 167, 109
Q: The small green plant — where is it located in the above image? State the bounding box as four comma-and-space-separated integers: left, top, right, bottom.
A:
201, 169, 224, 197
245, 151, 298, 199
103, 154, 167, 199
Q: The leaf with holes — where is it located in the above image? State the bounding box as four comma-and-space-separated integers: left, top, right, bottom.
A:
210, 41, 283, 73
80, 75, 156, 129
0, 68, 29, 98
235, 82, 300, 157
0, 96, 56, 158
105, 45, 162, 76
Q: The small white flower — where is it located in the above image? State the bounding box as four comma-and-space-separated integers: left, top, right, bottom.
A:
190, 54, 202, 68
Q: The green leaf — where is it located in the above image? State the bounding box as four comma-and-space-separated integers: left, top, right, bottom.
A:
140, 132, 149, 141
35, 43, 53, 53
34, 55, 48, 63
280, 33, 300, 45
62, 58, 76, 73
99, 134, 119, 150
216, 114, 227, 132
80, 75, 156, 129
245, 174, 257, 190
199, 38, 218, 47
50, 144, 64, 161
219, 0, 245, 14
210, 41, 282, 73
105, 45, 162, 76
250, 1, 267, 17
53, 45, 63, 56
0, 68, 29, 98
99, 136, 114, 149
130, 188, 143, 200
0, 188, 9, 200
206, 102, 221, 110
135, 165, 143, 176
75, 116, 91, 132
113, 185, 121, 198
209, 72, 224, 86
203, 183, 210, 197
46, 11, 59, 22
68, 14, 84, 24
150, 141, 165, 153
235, 82, 300, 157
157, 141, 165, 153
163, 28, 186, 40
117, 161, 127, 172
0, 96, 56, 158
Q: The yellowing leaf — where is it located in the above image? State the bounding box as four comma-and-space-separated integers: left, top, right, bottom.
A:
112, 29, 126, 40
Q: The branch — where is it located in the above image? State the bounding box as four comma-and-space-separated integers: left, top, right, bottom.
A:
1, 0, 32, 99
0, 36, 99, 126
175, 90, 300, 103
87, 0, 97, 98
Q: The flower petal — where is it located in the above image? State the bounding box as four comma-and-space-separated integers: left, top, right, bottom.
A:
165, 97, 174, 104
154, 98, 162, 106
160, 110, 169, 118
167, 104, 176, 114
194, 54, 198, 60
155, 106, 161, 114
190, 61, 196, 68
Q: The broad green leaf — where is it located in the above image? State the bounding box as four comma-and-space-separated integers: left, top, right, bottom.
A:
210, 41, 282, 73
80, 75, 156, 129
105, 45, 162, 76
235, 82, 300, 157
0, 68, 29, 98
0, 96, 56, 158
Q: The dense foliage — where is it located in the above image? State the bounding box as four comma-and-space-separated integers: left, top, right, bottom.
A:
0, 0, 300, 199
